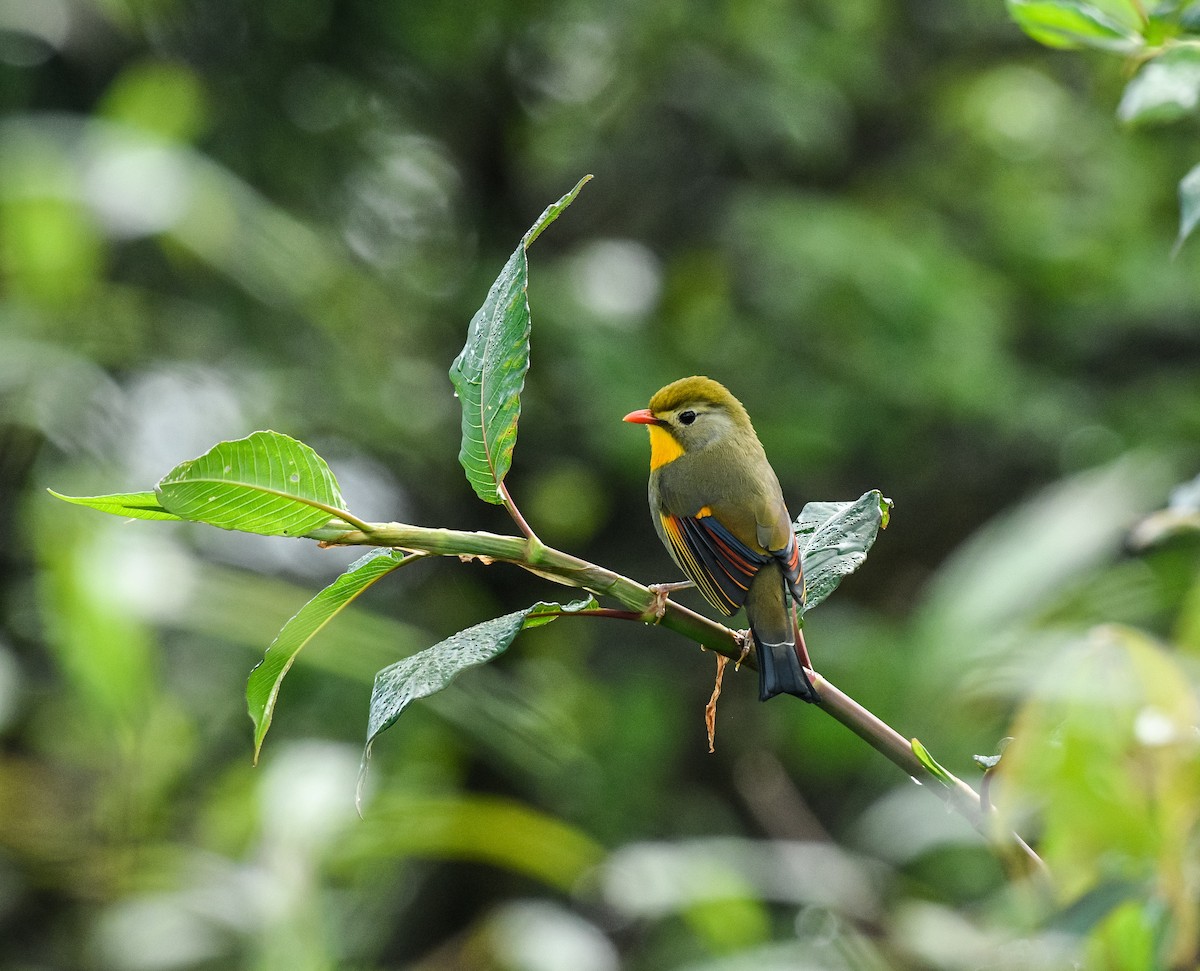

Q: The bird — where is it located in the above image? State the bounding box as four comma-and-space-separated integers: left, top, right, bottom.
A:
624, 376, 817, 702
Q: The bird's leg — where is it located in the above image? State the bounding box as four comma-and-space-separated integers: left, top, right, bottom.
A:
733, 628, 753, 669
642, 580, 694, 622
792, 610, 813, 670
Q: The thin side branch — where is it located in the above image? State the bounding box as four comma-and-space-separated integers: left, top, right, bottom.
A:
496, 480, 541, 545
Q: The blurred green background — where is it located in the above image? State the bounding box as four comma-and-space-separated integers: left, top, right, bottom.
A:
3, 0, 1200, 968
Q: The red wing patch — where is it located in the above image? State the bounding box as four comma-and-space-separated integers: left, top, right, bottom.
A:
660, 512, 771, 616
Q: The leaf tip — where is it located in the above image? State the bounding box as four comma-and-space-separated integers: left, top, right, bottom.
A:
523, 175, 593, 250
355, 745, 373, 819
249, 714, 268, 765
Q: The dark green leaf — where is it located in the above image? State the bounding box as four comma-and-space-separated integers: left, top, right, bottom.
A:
449, 176, 591, 505
1045, 880, 1146, 935
794, 490, 892, 614
1006, 0, 1144, 52
156, 430, 348, 536
48, 489, 182, 522
359, 598, 596, 804
247, 548, 420, 762
1118, 48, 1200, 125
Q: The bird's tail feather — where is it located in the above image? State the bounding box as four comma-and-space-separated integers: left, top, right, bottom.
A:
753, 627, 816, 702
746, 565, 817, 703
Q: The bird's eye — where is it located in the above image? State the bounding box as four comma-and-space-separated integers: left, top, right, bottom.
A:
678, 410, 697, 425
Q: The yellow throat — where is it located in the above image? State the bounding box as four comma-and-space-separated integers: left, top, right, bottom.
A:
648, 424, 685, 470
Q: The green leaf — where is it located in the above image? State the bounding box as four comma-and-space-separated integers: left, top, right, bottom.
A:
973, 737, 1012, 772
449, 176, 592, 505
335, 793, 605, 891
793, 490, 892, 614
522, 175, 593, 249
48, 489, 182, 521
1130, 470, 1200, 546
1174, 162, 1200, 254
358, 597, 596, 804
993, 626, 1200, 908
156, 430, 348, 536
1046, 879, 1145, 936
246, 548, 420, 762
1118, 48, 1200, 125
911, 737, 956, 788
1006, 0, 1144, 52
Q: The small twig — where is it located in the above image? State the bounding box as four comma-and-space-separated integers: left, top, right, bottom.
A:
497, 480, 540, 545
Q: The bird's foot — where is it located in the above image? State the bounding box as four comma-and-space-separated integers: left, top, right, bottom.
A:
642, 580, 694, 623
733, 629, 753, 670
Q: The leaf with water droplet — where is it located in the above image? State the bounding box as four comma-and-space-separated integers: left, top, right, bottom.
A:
358, 598, 596, 806
449, 176, 592, 504
794, 490, 892, 614
156, 430, 348, 536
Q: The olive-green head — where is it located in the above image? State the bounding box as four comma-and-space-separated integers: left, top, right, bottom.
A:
624, 376, 756, 464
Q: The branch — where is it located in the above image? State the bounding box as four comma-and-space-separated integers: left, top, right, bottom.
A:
311, 519, 1048, 878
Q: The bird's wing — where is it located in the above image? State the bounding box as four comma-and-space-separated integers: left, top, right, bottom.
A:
755, 498, 805, 607
659, 510, 771, 616
774, 529, 805, 607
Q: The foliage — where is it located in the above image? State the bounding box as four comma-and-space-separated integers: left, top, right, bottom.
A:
3, 1, 1200, 970
1009, 0, 1200, 247
50, 190, 896, 783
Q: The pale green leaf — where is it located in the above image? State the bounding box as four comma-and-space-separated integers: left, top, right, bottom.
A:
1174, 161, 1200, 254
994, 626, 1200, 901
156, 430, 347, 536
1006, 0, 1144, 52
1118, 49, 1200, 125
48, 489, 181, 522
911, 737, 955, 788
